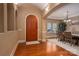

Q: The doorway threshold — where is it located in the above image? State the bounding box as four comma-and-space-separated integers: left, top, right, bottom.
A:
26, 41, 40, 45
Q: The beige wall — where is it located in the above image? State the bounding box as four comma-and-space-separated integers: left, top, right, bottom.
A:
0, 4, 18, 55
0, 31, 18, 55
17, 4, 42, 41
42, 18, 47, 40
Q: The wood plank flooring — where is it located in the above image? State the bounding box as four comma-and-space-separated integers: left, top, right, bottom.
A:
14, 41, 77, 56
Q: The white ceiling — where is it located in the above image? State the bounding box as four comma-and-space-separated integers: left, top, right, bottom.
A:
17, 3, 48, 11
31, 3, 48, 11
47, 3, 79, 19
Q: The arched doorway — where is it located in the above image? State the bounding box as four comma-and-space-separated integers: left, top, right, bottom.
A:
26, 15, 38, 41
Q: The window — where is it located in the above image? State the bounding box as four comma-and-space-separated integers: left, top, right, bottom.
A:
47, 22, 58, 33
47, 23, 52, 32
52, 23, 58, 33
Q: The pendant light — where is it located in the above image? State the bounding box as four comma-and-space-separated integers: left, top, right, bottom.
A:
64, 10, 71, 22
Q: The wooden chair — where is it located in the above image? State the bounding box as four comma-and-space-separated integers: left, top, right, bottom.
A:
63, 32, 72, 43
57, 32, 65, 41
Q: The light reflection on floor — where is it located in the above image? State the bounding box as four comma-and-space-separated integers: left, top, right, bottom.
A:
47, 42, 59, 53
14, 40, 76, 56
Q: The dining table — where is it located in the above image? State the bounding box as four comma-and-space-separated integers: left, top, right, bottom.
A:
72, 34, 79, 45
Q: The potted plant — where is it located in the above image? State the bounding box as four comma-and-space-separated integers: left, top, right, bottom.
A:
58, 22, 67, 33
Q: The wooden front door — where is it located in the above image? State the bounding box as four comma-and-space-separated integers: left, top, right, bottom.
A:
26, 15, 38, 41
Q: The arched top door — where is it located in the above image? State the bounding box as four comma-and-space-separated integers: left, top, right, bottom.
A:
26, 15, 38, 41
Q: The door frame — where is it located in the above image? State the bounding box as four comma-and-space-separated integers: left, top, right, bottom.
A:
25, 14, 39, 41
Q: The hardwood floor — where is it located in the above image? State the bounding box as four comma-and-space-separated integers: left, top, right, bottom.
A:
14, 41, 77, 56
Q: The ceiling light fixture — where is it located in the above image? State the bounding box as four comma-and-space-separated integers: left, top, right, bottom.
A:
45, 4, 49, 11
46, 7, 48, 11
64, 10, 71, 22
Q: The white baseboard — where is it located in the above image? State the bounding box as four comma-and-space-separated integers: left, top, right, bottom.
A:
18, 40, 26, 43
10, 40, 26, 56
38, 39, 41, 41
10, 41, 19, 56
10, 39, 42, 55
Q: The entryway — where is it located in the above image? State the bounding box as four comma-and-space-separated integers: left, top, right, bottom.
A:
26, 15, 38, 42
